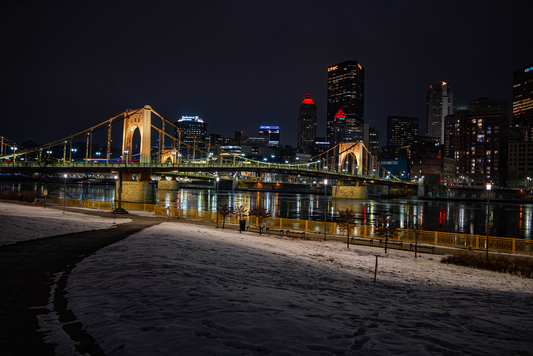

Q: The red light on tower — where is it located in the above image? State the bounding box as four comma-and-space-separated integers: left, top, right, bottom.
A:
302, 93, 315, 105
334, 108, 346, 120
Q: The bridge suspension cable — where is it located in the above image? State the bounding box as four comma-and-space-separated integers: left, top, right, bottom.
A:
0, 106, 406, 184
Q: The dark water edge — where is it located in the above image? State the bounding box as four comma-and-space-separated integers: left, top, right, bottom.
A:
1, 181, 531, 240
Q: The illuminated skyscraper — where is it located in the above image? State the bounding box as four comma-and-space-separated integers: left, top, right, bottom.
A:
174, 116, 207, 146
387, 116, 418, 147
297, 93, 317, 153
513, 64, 533, 127
426, 81, 453, 143
327, 60, 365, 144
444, 98, 508, 187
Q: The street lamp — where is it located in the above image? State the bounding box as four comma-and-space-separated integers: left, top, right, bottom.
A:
216, 177, 220, 228
486, 182, 492, 260
63, 174, 67, 212
324, 179, 328, 241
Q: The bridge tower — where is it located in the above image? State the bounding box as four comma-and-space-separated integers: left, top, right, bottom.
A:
337, 142, 364, 175
122, 105, 152, 164
332, 141, 368, 199
119, 105, 156, 205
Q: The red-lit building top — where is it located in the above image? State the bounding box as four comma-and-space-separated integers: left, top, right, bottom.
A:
302, 93, 315, 105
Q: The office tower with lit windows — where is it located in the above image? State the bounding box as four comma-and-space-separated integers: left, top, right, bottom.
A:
368, 127, 380, 157
259, 126, 280, 147
331, 108, 363, 145
444, 98, 508, 187
427, 81, 453, 143
513, 64, 533, 128
327, 60, 365, 144
297, 93, 317, 153
387, 116, 418, 148
174, 116, 207, 146
363, 122, 380, 157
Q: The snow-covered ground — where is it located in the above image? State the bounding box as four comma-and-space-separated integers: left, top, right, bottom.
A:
2, 202, 532, 355
68, 223, 533, 356
0, 202, 130, 246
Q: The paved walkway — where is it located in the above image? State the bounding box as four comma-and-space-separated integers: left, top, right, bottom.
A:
0, 208, 168, 355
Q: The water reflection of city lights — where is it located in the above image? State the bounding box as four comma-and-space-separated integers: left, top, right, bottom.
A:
37, 184, 533, 240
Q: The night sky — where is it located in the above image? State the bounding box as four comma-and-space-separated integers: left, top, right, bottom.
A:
2, 1, 532, 148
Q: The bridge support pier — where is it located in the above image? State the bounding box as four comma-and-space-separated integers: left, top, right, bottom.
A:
232, 175, 238, 190
418, 178, 427, 197
122, 181, 156, 203
158, 176, 178, 191
332, 181, 368, 199
120, 170, 156, 203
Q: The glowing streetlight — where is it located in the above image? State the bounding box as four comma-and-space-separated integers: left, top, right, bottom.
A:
486, 183, 492, 259
216, 177, 220, 228
63, 174, 67, 212
324, 179, 328, 241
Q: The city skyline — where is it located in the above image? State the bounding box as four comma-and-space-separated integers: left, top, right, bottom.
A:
2, 1, 532, 149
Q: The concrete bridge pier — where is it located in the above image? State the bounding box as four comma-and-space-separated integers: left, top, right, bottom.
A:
158, 175, 178, 191
332, 181, 368, 199
418, 178, 427, 197
121, 170, 156, 204
232, 175, 238, 190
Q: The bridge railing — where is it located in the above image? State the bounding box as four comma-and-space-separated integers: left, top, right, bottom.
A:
51, 199, 531, 255
0, 160, 408, 183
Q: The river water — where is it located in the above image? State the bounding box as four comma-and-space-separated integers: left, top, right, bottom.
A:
14, 182, 529, 240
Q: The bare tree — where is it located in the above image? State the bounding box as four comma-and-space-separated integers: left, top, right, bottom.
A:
375, 212, 398, 253
409, 221, 424, 258
338, 209, 357, 248
217, 203, 234, 229
248, 206, 271, 235
234, 205, 248, 221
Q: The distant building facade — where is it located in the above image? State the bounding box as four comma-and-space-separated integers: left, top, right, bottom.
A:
379, 158, 408, 180
387, 115, 418, 148
427, 81, 453, 143
444, 98, 509, 187
327, 60, 365, 144
513, 64, 533, 128
310, 137, 330, 156
174, 116, 207, 146
364, 122, 380, 157
208, 134, 232, 147
297, 93, 318, 153
331, 108, 363, 144
259, 126, 280, 147
508, 141, 533, 188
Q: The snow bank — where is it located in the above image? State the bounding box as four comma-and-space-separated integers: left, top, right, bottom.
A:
0, 202, 130, 246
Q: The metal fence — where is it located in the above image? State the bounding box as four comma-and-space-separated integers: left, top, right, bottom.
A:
58, 199, 532, 255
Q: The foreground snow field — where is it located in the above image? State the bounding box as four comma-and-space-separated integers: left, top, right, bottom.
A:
0, 202, 130, 246
67, 223, 533, 356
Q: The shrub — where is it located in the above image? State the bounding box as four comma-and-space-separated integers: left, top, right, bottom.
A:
248, 206, 271, 235
374, 212, 398, 253
0, 189, 38, 202
441, 253, 533, 278
0, 190, 20, 200
337, 209, 356, 248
